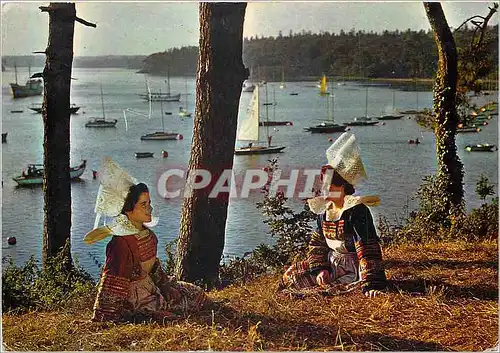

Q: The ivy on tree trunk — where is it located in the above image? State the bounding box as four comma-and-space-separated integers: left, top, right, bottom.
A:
424, 2, 464, 219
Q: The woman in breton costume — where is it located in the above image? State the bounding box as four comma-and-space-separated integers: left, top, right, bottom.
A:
279, 133, 387, 297
84, 157, 206, 322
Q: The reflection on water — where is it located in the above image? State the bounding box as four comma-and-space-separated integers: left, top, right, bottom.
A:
2, 67, 497, 278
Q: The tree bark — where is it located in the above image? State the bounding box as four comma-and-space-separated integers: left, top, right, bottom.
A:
424, 2, 464, 215
41, 3, 75, 267
175, 3, 248, 287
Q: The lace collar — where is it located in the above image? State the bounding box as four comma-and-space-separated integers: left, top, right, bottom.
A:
83, 214, 159, 244
307, 195, 380, 222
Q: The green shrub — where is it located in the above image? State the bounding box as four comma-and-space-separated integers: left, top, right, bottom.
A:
218, 158, 317, 285
2, 245, 95, 313
385, 174, 498, 244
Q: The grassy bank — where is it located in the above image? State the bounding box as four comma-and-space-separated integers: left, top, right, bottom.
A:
2, 240, 498, 351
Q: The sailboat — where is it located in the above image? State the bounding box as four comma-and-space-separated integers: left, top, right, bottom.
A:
139, 68, 181, 102
141, 93, 182, 140
259, 85, 293, 126
400, 80, 428, 114
85, 86, 118, 128
319, 74, 328, 95
344, 86, 378, 126
178, 78, 192, 118
10, 64, 43, 98
234, 84, 286, 155
279, 66, 286, 89
378, 89, 404, 120
304, 91, 346, 133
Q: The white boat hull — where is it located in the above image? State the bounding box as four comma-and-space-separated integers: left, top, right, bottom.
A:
13, 161, 87, 186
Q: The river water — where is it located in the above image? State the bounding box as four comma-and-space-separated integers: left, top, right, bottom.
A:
2, 67, 497, 278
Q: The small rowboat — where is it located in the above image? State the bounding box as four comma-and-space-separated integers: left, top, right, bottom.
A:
13, 160, 87, 186
135, 152, 154, 158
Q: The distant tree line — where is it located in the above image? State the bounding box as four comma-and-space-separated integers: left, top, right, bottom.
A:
2, 55, 146, 69
142, 26, 498, 80
4, 26, 497, 79
139, 46, 198, 75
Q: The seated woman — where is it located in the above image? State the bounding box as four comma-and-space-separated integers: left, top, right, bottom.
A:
279, 133, 387, 297
84, 157, 207, 322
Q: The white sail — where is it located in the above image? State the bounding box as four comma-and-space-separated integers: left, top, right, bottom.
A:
237, 85, 259, 141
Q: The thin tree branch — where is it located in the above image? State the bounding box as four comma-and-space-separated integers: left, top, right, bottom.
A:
75, 16, 97, 28
39, 6, 97, 27
476, 3, 498, 48
455, 15, 485, 32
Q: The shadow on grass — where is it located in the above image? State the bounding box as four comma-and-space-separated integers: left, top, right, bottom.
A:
389, 278, 498, 301
190, 300, 448, 351
384, 259, 498, 271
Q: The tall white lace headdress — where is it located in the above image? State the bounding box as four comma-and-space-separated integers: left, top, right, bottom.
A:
325, 132, 367, 186
93, 156, 139, 229
307, 132, 379, 221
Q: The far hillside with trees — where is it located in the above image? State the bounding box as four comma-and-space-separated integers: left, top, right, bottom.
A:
140, 26, 498, 80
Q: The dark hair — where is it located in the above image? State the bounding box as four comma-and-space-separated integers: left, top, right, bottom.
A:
320, 165, 355, 195
121, 183, 149, 214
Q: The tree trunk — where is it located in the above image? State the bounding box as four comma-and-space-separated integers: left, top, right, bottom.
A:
175, 3, 248, 287
41, 3, 75, 267
424, 2, 464, 215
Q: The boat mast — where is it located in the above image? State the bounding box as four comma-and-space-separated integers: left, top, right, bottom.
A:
100, 85, 106, 119
365, 85, 368, 117
393, 89, 396, 112
14, 63, 18, 84
332, 93, 335, 123
264, 83, 270, 147
167, 65, 171, 95
327, 90, 331, 122
272, 85, 276, 121
184, 78, 188, 110
160, 89, 165, 131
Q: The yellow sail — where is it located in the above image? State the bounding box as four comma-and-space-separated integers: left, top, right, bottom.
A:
319, 74, 327, 95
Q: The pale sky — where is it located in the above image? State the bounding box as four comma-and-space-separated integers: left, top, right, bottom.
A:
1, 1, 497, 56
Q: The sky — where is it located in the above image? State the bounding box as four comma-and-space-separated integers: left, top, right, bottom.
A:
1, 1, 498, 56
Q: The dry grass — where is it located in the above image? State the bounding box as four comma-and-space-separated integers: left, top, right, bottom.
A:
3, 240, 498, 351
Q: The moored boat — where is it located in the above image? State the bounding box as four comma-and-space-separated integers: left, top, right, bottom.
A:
377, 114, 404, 120
344, 120, 379, 127
29, 103, 81, 114
85, 118, 118, 128
234, 84, 286, 155
2, 133, 7, 143
10, 65, 43, 99
306, 89, 345, 133
85, 86, 118, 128
139, 92, 181, 102
135, 152, 154, 158
140, 132, 182, 141
259, 121, 293, 126
13, 160, 87, 186
465, 143, 496, 152
457, 126, 481, 133
234, 146, 286, 155
304, 123, 346, 133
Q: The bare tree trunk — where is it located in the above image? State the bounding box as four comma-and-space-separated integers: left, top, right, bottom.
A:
424, 2, 464, 216
175, 3, 248, 287
41, 3, 75, 267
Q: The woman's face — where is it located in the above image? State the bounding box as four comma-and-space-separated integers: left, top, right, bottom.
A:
126, 192, 153, 224
326, 183, 345, 201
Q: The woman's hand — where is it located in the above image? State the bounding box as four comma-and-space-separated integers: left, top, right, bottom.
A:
316, 269, 331, 287
364, 289, 383, 298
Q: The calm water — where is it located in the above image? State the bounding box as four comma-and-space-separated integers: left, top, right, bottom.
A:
2, 67, 498, 278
